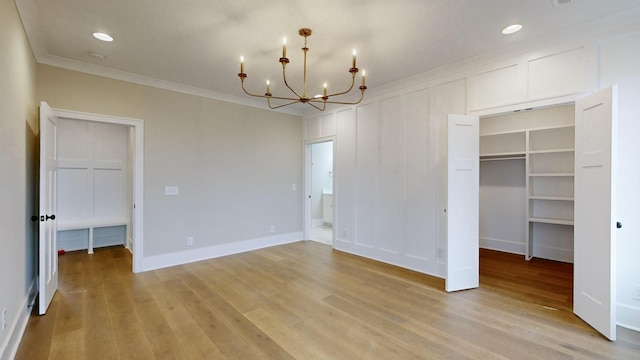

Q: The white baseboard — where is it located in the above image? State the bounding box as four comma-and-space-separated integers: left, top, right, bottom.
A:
532, 245, 573, 263
141, 232, 303, 272
480, 236, 525, 255
480, 237, 574, 263
333, 239, 442, 279
58, 238, 87, 252
0, 278, 37, 360
618, 303, 640, 332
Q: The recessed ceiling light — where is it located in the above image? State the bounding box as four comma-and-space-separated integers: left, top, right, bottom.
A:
93, 32, 113, 42
502, 24, 523, 35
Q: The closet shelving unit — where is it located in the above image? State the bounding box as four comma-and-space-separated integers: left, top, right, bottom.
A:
479, 130, 526, 161
480, 124, 575, 261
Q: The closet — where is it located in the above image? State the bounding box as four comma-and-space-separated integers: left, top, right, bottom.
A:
56, 118, 132, 253
479, 105, 574, 262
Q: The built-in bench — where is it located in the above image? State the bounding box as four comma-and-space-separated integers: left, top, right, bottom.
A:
58, 220, 129, 254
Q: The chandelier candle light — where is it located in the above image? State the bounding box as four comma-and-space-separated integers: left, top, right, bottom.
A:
238, 28, 367, 111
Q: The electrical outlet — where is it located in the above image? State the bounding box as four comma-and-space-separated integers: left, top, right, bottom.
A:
342, 230, 347, 239
186, 236, 194, 246
633, 285, 640, 301
436, 248, 443, 258
291, 184, 296, 191
164, 186, 179, 196
2, 307, 7, 331
270, 225, 275, 233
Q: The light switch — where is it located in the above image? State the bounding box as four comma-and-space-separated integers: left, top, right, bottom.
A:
165, 186, 179, 196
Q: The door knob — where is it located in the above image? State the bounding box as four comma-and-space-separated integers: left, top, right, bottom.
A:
45, 214, 56, 221
616, 222, 622, 229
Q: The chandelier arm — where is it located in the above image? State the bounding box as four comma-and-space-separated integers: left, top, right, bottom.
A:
241, 81, 300, 101
325, 74, 357, 98
309, 88, 366, 105
240, 81, 269, 98
281, 64, 303, 99
267, 98, 304, 109
307, 102, 327, 111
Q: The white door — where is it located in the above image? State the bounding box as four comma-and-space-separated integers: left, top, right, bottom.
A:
574, 86, 618, 340
39, 101, 59, 314
446, 114, 479, 292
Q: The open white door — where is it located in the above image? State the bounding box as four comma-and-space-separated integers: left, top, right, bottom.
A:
39, 101, 59, 315
574, 86, 618, 340
446, 114, 479, 292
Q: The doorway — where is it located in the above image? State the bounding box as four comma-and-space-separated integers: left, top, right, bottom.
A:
479, 104, 575, 263
465, 87, 618, 340
44, 105, 144, 272
305, 140, 334, 245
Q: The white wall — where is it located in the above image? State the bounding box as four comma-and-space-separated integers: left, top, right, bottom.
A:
57, 119, 129, 225
0, 0, 38, 358
309, 86, 442, 275
36, 64, 304, 271
304, 12, 640, 331
479, 159, 526, 253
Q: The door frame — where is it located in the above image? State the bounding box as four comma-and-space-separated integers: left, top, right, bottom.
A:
49, 106, 145, 273
303, 136, 336, 244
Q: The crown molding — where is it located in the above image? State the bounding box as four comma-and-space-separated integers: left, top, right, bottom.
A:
38, 54, 303, 116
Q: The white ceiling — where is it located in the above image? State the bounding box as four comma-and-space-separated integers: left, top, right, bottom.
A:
15, 0, 640, 112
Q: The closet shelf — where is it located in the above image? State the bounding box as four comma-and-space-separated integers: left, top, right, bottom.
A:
529, 195, 574, 201
529, 217, 574, 226
529, 172, 574, 177
480, 153, 526, 161
529, 148, 575, 154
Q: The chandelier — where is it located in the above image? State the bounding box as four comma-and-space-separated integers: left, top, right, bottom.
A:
238, 28, 367, 111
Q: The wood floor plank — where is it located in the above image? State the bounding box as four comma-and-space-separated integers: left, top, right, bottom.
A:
321, 294, 473, 359
82, 283, 119, 360
167, 277, 264, 359
127, 274, 191, 360
48, 272, 85, 360
266, 285, 431, 359
191, 261, 270, 314
142, 273, 227, 359
179, 269, 296, 359
15, 243, 640, 360
103, 276, 157, 359
243, 308, 334, 360
14, 301, 58, 360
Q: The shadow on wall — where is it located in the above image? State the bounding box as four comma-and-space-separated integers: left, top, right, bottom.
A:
25, 119, 38, 287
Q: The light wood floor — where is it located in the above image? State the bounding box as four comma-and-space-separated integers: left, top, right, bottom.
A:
16, 242, 640, 359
